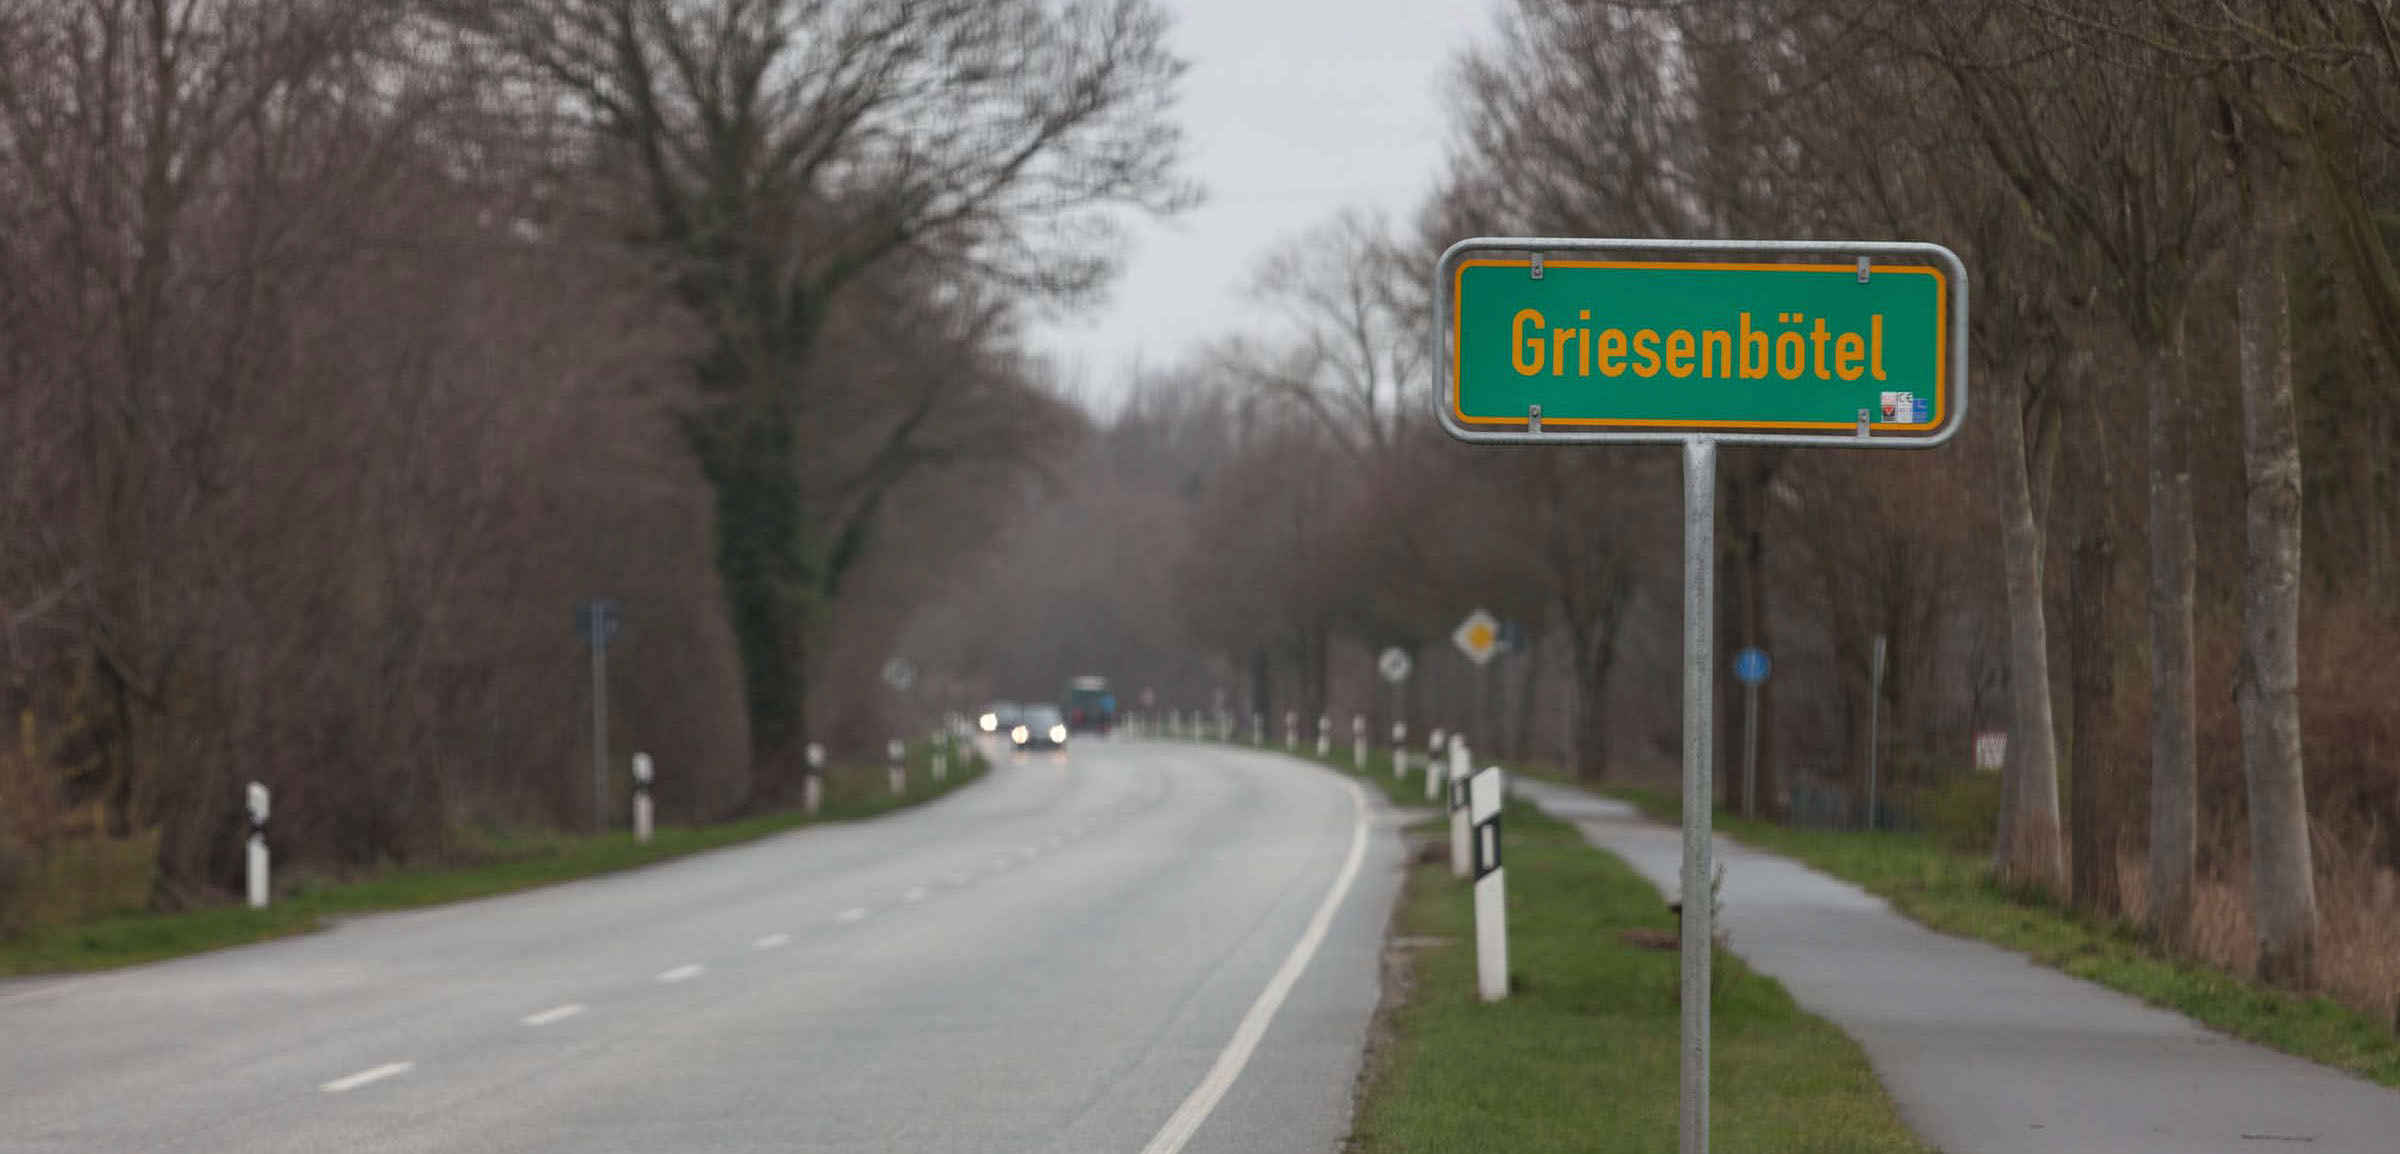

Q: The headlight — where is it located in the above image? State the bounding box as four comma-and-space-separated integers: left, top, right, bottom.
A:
1049, 724, 1068, 743
1011, 725, 1029, 742
980, 713, 998, 732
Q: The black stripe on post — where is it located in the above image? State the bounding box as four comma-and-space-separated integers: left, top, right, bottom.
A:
1474, 814, 1503, 880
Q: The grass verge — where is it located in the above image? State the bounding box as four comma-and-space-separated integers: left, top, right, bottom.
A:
0, 745, 986, 977
1600, 784, 2400, 1088
1184, 736, 1932, 1152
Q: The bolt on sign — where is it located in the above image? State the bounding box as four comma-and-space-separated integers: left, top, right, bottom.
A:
1437, 239, 1965, 446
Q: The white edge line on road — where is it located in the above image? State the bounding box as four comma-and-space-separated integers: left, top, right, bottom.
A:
520, 1003, 586, 1027
320, 1061, 414, 1093
753, 933, 792, 950
656, 964, 704, 983
837, 907, 869, 923
1138, 780, 1371, 1154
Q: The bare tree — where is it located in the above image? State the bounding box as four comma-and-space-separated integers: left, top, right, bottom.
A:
457, 0, 1191, 800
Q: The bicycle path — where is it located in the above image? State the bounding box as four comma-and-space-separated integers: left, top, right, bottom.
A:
1512, 778, 2400, 1154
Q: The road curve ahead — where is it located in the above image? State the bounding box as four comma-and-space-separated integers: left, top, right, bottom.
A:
0, 739, 1407, 1154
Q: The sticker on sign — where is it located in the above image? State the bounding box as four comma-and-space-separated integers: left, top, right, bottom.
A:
1453, 609, 1501, 667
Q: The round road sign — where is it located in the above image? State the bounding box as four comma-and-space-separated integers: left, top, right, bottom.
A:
1733, 647, 1771, 686
1378, 647, 1414, 683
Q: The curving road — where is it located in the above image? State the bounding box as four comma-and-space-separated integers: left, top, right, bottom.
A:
0, 740, 1407, 1154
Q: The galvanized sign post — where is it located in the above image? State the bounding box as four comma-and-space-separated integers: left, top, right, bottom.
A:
1435, 236, 1966, 1154
574, 597, 621, 834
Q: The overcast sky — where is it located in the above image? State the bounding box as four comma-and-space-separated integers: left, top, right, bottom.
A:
1028, 0, 1500, 397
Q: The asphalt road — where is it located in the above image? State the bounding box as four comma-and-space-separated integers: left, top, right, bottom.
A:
0, 739, 1407, 1154
1514, 778, 2400, 1154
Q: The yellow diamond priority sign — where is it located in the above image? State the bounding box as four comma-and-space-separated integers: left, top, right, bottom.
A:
1453, 608, 1501, 667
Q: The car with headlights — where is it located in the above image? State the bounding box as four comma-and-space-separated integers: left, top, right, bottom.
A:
978, 701, 1023, 735
1011, 704, 1069, 750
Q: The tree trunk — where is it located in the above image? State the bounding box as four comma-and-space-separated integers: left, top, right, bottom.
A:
1991, 361, 2066, 893
687, 399, 813, 803
2064, 349, 2127, 917
2234, 158, 2319, 991
2145, 324, 2199, 950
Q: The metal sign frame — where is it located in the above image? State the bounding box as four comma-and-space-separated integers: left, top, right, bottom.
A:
1434, 237, 1969, 448
1432, 235, 1970, 1154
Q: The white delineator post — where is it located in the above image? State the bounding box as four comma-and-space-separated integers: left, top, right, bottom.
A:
1316, 715, 1330, 757
1447, 735, 1472, 879
1353, 715, 1367, 768
631, 753, 654, 845
1251, 713, 1263, 745
804, 742, 825, 816
1284, 710, 1297, 750
244, 782, 270, 910
1425, 728, 1446, 802
887, 739, 907, 795
931, 732, 948, 783
1470, 766, 1508, 1001
1392, 721, 1409, 778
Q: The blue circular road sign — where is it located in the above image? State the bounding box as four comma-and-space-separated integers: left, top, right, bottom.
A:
1734, 647, 1771, 686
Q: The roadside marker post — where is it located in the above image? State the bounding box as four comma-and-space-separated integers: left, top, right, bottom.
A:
1470, 766, 1508, 1001
1251, 712, 1263, 745
1316, 715, 1331, 758
1284, 710, 1297, 750
804, 743, 825, 816
1392, 721, 1409, 778
631, 753, 654, 844
1425, 728, 1446, 802
1353, 715, 1367, 768
887, 739, 907, 795
244, 782, 270, 909
932, 732, 949, 783
1434, 235, 1969, 1154
1447, 735, 1472, 879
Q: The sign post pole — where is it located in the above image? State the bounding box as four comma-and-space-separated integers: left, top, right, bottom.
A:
1435, 235, 1967, 1154
1867, 634, 1887, 830
589, 607, 608, 835
1679, 440, 1717, 1154
1734, 648, 1770, 819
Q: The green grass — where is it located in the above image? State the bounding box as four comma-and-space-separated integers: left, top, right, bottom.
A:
1600, 786, 2400, 1088
1187, 734, 1931, 1152
0, 745, 986, 977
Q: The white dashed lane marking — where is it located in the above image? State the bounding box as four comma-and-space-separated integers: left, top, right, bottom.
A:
520, 1003, 586, 1027
901, 887, 928, 903
656, 964, 705, 984
837, 908, 869, 923
753, 933, 791, 951
320, 1062, 413, 1093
